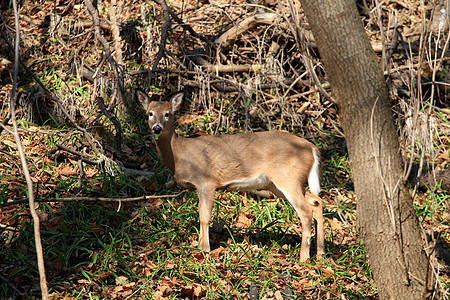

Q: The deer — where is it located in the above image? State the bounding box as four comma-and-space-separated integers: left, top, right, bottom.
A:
136, 89, 325, 262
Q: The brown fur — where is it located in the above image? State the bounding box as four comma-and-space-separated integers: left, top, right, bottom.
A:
136, 90, 325, 261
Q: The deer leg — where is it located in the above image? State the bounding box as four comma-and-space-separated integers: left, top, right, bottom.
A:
271, 182, 313, 262
306, 192, 325, 258
197, 185, 215, 252
296, 201, 314, 262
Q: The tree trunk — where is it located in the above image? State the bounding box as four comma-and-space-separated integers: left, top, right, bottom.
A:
298, 0, 431, 299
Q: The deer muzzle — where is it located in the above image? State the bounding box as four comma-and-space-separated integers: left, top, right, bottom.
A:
152, 124, 163, 135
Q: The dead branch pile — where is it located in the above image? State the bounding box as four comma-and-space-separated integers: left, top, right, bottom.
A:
0, 0, 448, 178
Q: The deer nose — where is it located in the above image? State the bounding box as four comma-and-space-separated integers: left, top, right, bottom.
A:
152, 124, 163, 134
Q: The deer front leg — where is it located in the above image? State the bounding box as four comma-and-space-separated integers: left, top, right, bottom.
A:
197, 185, 215, 252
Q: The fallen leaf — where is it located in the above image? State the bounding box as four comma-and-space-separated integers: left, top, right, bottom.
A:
320, 266, 335, 277
165, 261, 176, 270
274, 290, 284, 300
241, 194, 249, 207
1, 139, 16, 148
329, 217, 343, 231
210, 246, 225, 259
112, 286, 123, 293
77, 279, 90, 284
235, 211, 252, 229
194, 285, 204, 297
59, 164, 79, 176
115, 276, 128, 285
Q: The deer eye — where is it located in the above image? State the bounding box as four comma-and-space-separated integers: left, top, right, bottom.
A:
164, 112, 170, 119
148, 112, 153, 117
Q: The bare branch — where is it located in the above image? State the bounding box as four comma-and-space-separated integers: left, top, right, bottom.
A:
10, 0, 48, 298
0, 190, 188, 208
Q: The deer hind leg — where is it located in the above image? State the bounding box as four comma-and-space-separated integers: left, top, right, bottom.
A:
197, 184, 215, 252
270, 182, 313, 262
306, 192, 325, 258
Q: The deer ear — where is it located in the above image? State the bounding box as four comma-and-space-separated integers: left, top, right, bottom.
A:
171, 92, 184, 112
136, 89, 150, 110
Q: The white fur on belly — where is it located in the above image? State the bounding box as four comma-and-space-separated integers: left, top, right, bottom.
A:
223, 174, 271, 191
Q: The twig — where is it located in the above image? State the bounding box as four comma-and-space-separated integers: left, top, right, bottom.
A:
84, 0, 124, 107
52, 144, 104, 165
97, 97, 123, 158
77, 159, 84, 190
145, 0, 173, 81
166, 4, 216, 51
10, 0, 48, 298
110, 0, 124, 67
0, 190, 188, 208
69, 61, 113, 91
286, 0, 334, 103
189, 55, 259, 73
0, 112, 11, 135
54, 95, 103, 157
19, 14, 112, 30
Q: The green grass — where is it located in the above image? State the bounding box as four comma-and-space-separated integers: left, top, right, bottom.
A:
0, 172, 375, 299
2, 105, 449, 298
0, 115, 439, 299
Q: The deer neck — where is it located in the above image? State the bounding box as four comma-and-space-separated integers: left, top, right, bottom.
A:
154, 125, 179, 174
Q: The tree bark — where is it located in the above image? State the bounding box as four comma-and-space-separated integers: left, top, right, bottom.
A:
298, 0, 431, 299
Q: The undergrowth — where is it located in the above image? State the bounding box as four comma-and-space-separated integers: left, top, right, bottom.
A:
0, 0, 449, 299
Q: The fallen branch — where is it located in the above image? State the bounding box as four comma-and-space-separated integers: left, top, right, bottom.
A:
216, 13, 278, 50
69, 61, 113, 91
50, 144, 104, 166
189, 55, 259, 73
19, 14, 112, 30
0, 190, 188, 208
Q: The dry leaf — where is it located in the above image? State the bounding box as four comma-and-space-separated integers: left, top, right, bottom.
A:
329, 218, 343, 231
193, 284, 205, 297
165, 261, 176, 269
235, 211, 252, 229
59, 164, 78, 176
274, 290, 284, 300
241, 194, 249, 206
115, 276, 128, 285
1, 139, 17, 148
77, 279, 90, 284
320, 266, 335, 277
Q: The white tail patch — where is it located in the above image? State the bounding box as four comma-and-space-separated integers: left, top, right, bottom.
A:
308, 147, 321, 196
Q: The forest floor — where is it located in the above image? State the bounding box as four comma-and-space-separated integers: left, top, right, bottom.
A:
0, 0, 449, 299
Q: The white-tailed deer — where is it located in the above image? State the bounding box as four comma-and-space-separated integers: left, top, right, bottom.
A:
136, 90, 324, 261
